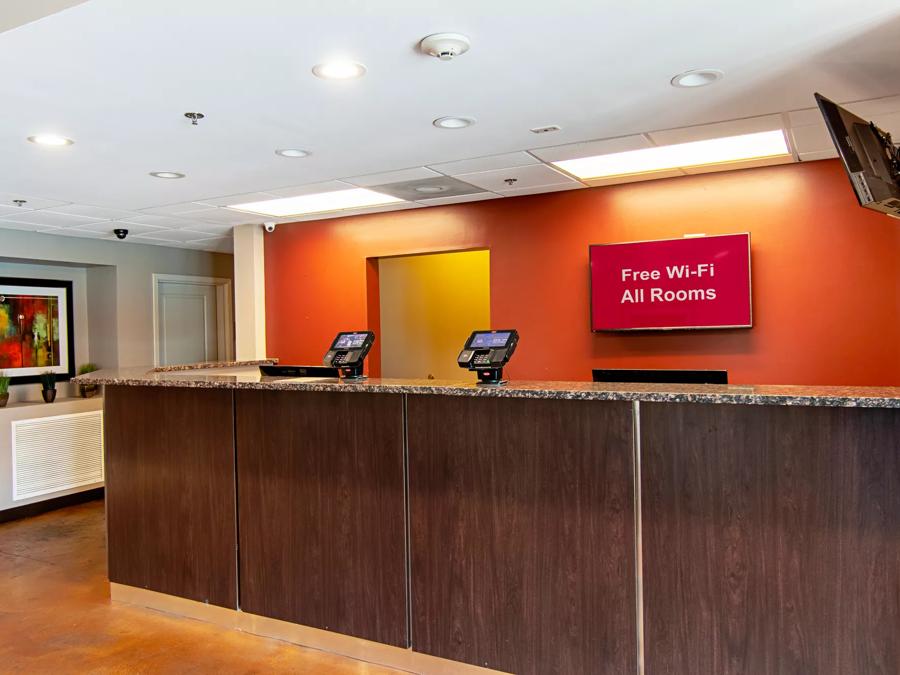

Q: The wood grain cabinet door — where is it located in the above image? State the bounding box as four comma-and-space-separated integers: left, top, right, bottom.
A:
407, 394, 637, 675
235, 390, 407, 647
104, 385, 237, 608
640, 403, 900, 675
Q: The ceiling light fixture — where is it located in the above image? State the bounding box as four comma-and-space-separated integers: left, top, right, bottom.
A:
149, 171, 186, 179
414, 185, 448, 194
670, 69, 724, 88
27, 134, 74, 146
275, 148, 310, 158
227, 187, 404, 217
433, 116, 476, 129
551, 130, 790, 180
312, 61, 367, 80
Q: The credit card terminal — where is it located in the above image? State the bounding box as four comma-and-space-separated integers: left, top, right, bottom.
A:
323, 331, 375, 379
457, 329, 519, 385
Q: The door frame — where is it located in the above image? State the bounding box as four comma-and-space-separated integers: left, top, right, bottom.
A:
152, 274, 234, 367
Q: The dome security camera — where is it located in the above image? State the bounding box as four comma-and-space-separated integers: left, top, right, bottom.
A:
113, 228, 129, 240
263, 222, 276, 233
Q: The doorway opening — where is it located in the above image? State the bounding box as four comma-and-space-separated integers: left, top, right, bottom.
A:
152, 274, 234, 366
374, 250, 489, 380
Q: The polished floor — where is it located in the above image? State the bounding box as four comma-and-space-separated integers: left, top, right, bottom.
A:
0, 500, 403, 674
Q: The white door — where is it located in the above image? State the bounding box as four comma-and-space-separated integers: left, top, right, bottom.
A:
156, 280, 220, 366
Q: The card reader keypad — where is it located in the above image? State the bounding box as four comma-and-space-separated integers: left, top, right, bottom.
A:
473, 353, 491, 367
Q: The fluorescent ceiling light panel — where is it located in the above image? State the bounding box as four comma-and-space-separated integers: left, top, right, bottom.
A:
228, 188, 405, 217
552, 130, 790, 180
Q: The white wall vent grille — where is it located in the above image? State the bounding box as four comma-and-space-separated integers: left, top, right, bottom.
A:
12, 410, 104, 501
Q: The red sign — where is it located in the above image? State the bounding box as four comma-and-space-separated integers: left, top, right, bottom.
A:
590, 233, 752, 331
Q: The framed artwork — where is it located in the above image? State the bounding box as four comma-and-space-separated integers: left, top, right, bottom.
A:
0, 277, 75, 384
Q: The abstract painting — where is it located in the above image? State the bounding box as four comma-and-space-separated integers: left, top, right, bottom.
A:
0, 278, 74, 384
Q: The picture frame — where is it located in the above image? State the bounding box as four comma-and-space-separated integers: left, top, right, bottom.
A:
0, 277, 75, 384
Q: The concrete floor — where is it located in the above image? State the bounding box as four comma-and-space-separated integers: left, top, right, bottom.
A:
0, 500, 403, 674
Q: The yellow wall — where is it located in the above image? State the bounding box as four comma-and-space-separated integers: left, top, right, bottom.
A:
379, 250, 490, 380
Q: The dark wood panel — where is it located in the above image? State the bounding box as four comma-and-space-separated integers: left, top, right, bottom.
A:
104, 385, 237, 608
408, 395, 636, 674
641, 403, 900, 675
235, 390, 407, 646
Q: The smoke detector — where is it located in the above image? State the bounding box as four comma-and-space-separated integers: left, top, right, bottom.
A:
419, 33, 471, 61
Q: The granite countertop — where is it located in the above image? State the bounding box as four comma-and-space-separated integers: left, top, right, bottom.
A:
74, 364, 900, 408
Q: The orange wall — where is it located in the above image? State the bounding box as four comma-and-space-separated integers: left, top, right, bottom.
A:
265, 160, 900, 385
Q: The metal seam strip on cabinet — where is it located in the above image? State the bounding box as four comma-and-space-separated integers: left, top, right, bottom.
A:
232, 391, 241, 610
632, 400, 645, 675
402, 394, 413, 647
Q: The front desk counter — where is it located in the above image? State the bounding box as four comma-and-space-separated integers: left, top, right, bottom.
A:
78, 365, 900, 675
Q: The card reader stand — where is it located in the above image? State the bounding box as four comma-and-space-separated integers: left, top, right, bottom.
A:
475, 367, 507, 386
323, 331, 376, 381
457, 329, 519, 387
339, 363, 366, 380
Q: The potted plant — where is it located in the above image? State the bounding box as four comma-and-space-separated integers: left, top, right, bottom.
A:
0, 372, 9, 408
77, 363, 100, 398
40, 371, 57, 403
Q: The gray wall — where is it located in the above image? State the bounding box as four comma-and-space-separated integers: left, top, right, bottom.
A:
1, 229, 233, 402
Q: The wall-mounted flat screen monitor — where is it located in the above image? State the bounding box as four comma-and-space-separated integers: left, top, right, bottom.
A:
815, 92, 900, 219
593, 368, 728, 385
590, 233, 752, 331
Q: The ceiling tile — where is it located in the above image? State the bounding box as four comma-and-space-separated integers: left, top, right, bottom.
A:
428, 152, 540, 176
0, 220, 62, 233
193, 191, 281, 207
369, 177, 486, 201
495, 182, 586, 197
50, 228, 116, 240
183, 236, 234, 253
262, 181, 356, 198
799, 149, 839, 162
344, 167, 441, 187
1, 211, 103, 228
847, 94, 900, 118
138, 202, 222, 216
455, 164, 578, 192
0, 204, 35, 216
132, 229, 219, 242
0, 193, 70, 210
647, 114, 784, 146
179, 221, 234, 235
416, 192, 502, 206
187, 208, 263, 225
45, 204, 139, 220
788, 108, 823, 127
118, 214, 183, 227
71, 220, 167, 235
789, 124, 834, 154
529, 135, 651, 163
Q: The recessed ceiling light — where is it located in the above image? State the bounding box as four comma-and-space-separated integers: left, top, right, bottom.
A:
312, 61, 367, 80
149, 171, 186, 179
670, 69, 724, 88
27, 134, 74, 146
433, 116, 476, 129
227, 188, 405, 217
551, 130, 790, 180
414, 185, 448, 194
275, 148, 310, 158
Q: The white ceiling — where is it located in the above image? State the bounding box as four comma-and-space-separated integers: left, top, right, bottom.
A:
1, 0, 900, 252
